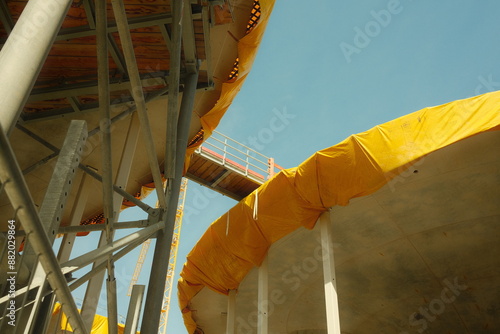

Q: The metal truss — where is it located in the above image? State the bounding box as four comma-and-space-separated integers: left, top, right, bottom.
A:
0, 0, 202, 333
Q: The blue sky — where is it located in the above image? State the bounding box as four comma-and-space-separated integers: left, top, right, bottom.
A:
67, 0, 500, 332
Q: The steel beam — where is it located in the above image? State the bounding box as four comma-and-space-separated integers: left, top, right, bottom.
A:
81, 111, 141, 330
0, 231, 152, 308
0, 123, 87, 334
68, 240, 151, 293
96, 0, 114, 241
165, 0, 184, 180
158, 24, 172, 51
320, 212, 342, 334
0, 0, 73, 135
124, 285, 145, 334
141, 67, 199, 334
202, 6, 214, 87
107, 33, 128, 75
184, 172, 243, 201
83, 0, 96, 29
15, 124, 153, 216
15, 123, 59, 152
57, 219, 151, 235
182, 3, 198, 74
68, 96, 82, 113
55, 12, 201, 41
26, 76, 166, 103
211, 169, 232, 188
111, 0, 167, 209
79, 164, 157, 215
87, 86, 169, 136
57, 173, 92, 263
96, 1, 119, 332
61, 221, 164, 274
41, 121, 87, 243
21, 152, 59, 176
20, 120, 86, 333
0, 1, 14, 35
21, 82, 212, 124
31, 291, 56, 334
106, 267, 119, 334
23, 120, 87, 267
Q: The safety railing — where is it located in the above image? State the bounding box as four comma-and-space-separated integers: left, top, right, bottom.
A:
195, 130, 283, 184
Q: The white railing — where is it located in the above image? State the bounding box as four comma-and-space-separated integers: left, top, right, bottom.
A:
195, 130, 282, 183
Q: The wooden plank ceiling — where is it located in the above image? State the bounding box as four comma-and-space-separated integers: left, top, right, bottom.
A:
0, 0, 210, 120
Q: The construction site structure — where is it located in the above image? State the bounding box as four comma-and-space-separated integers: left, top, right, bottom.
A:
158, 177, 188, 334
125, 178, 189, 333
125, 129, 282, 331
0, 0, 277, 333
126, 240, 151, 297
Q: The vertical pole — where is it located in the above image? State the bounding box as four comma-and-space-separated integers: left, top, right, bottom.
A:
110, 0, 167, 209
165, 0, 184, 180
0, 1, 14, 35
246, 149, 250, 176
258, 255, 269, 334
320, 212, 341, 334
96, 0, 118, 333
267, 158, 275, 179
22, 120, 87, 333
223, 138, 227, 165
226, 290, 236, 334
106, 273, 118, 334
124, 285, 145, 334
30, 292, 56, 334
23, 120, 87, 267
0, 124, 88, 334
96, 0, 114, 236
140, 69, 199, 333
0, 0, 73, 135
57, 173, 92, 262
81, 114, 140, 331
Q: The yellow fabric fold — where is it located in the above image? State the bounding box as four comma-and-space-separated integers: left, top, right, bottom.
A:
52, 303, 130, 334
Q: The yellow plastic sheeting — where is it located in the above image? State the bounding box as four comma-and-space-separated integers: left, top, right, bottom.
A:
51, 303, 133, 334
184, 0, 276, 172
178, 91, 500, 333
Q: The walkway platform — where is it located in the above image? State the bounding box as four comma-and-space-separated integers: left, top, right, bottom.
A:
186, 130, 282, 200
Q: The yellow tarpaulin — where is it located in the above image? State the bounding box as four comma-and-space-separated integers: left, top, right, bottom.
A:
51, 303, 132, 334
184, 0, 277, 172
178, 90, 500, 333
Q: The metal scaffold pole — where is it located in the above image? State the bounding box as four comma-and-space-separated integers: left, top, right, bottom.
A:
141, 69, 199, 334
0, 124, 88, 334
158, 178, 189, 334
0, 0, 73, 135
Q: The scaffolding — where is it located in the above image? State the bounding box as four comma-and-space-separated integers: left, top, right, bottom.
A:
158, 178, 188, 334
0, 1, 273, 333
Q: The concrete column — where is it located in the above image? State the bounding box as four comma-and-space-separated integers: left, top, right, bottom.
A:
320, 212, 341, 334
